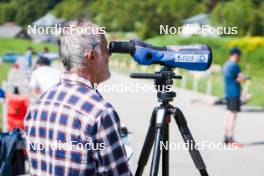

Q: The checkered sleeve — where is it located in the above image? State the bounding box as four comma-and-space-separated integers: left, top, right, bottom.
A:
94, 108, 131, 176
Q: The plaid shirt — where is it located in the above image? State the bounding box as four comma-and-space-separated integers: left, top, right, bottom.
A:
25, 73, 131, 176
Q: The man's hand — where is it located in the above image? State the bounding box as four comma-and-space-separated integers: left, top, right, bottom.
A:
236, 73, 247, 83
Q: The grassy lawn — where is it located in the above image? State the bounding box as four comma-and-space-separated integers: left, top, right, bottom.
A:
0, 62, 11, 85
248, 78, 264, 106
0, 38, 57, 54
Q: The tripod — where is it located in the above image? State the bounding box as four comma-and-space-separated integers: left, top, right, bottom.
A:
130, 67, 209, 176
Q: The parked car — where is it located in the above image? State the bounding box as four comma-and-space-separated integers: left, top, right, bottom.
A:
2, 53, 20, 63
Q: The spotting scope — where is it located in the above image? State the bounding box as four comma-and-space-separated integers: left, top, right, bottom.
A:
109, 40, 212, 71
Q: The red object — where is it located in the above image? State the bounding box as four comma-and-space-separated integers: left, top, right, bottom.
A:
7, 94, 29, 131
12, 63, 19, 69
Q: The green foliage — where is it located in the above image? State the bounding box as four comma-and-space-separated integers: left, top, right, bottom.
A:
0, 3, 16, 24
16, 0, 46, 25
226, 36, 264, 52
87, 0, 207, 38
1, 0, 264, 38
88, 0, 141, 32
211, 0, 264, 36
0, 0, 61, 26
52, 0, 86, 19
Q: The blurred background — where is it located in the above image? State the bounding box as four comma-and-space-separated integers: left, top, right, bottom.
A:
0, 0, 263, 109
0, 0, 264, 175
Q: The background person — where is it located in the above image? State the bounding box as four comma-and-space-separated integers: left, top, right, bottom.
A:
22, 47, 33, 69
25, 20, 131, 175
30, 56, 60, 97
43, 47, 49, 53
39, 46, 59, 64
222, 48, 247, 146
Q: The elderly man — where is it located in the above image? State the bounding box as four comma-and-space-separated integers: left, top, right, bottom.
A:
25, 20, 131, 175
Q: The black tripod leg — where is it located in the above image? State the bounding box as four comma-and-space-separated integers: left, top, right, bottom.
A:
135, 108, 158, 176
150, 108, 168, 176
162, 123, 169, 176
173, 108, 209, 176
150, 127, 163, 176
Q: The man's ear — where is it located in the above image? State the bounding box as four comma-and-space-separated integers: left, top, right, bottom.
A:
86, 50, 95, 62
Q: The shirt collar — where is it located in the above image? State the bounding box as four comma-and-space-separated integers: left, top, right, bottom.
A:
60, 72, 94, 89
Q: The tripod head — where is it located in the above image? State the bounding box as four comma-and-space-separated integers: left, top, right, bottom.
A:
130, 66, 181, 103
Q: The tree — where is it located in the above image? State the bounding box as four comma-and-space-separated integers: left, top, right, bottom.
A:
0, 0, 61, 25
211, 0, 255, 36
52, 0, 84, 19
88, 0, 207, 38
0, 3, 17, 24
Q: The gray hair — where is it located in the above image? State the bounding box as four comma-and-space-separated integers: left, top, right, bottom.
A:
58, 19, 101, 71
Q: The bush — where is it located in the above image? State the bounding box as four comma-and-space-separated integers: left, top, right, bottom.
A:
226, 36, 264, 52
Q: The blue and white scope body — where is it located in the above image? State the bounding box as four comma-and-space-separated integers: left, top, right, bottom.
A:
109, 40, 212, 71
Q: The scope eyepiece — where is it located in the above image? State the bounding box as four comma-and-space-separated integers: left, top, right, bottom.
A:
109, 41, 135, 54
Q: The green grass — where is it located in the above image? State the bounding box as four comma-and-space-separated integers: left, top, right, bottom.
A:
248, 78, 264, 106
0, 62, 11, 85
0, 38, 57, 55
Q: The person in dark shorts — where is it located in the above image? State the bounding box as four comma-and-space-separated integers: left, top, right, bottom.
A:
222, 48, 246, 146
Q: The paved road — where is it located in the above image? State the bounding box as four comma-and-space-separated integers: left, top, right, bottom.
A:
100, 72, 264, 176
